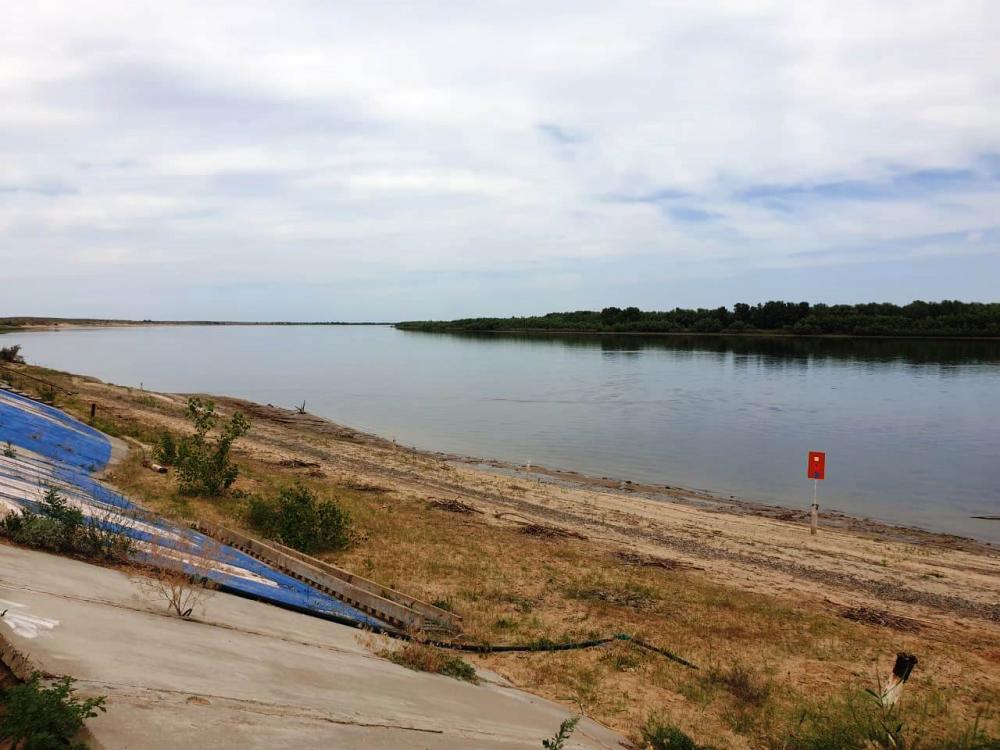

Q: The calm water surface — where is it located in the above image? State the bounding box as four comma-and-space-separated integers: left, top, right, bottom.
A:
5, 326, 999, 541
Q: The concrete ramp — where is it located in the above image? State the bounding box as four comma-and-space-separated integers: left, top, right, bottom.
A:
0, 544, 622, 749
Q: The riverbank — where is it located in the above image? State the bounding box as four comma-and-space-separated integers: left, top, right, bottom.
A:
396, 326, 1000, 342
3, 361, 999, 747
395, 301, 1000, 338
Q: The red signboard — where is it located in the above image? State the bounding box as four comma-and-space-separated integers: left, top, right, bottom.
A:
807, 451, 826, 480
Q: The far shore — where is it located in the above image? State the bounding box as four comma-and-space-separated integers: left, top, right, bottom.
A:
395, 326, 1000, 342
4, 318, 1000, 343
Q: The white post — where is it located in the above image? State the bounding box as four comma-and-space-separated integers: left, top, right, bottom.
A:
810, 479, 819, 535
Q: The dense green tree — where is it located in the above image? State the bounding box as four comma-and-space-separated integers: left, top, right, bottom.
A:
397, 301, 1000, 338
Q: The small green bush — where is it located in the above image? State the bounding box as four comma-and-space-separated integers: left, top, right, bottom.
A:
2, 512, 71, 552
39, 487, 84, 529
0, 672, 106, 750
37, 383, 58, 404
0, 487, 134, 562
2, 441, 16, 458
641, 716, 705, 750
247, 484, 351, 554
542, 717, 580, 749
381, 641, 478, 684
0, 344, 24, 363
706, 663, 772, 706
76, 515, 135, 561
152, 432, 177, 466
174, 398, 250, 496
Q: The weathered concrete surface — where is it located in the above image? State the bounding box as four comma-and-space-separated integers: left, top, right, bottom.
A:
0, 544, 622, 749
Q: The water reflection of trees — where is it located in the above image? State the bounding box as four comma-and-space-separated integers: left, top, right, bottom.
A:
409, 331, 1000, 367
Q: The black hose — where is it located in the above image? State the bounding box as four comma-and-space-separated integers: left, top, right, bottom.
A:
219, 584, 698, 669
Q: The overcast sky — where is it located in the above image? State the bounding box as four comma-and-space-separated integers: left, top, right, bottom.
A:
2, 1, 998, 320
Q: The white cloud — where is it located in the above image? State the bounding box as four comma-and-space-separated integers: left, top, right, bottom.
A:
0, 0, 997, 317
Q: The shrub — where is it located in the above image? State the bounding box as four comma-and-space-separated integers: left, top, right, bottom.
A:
542, 716, 580, 749
2, 441, 16, 458
706, 663, 772, 706
37, 382, 58, 404
39, 486, 84, 529
0, 487, 134, 562
0, 344, 23, 363
76, 512, 136, 562
2, 512, 71, 552
131, 536, 220, 619
174, 398, 250, 496
0, 672, 106, 750
381, 641, 478, 684
247, 484, 351, 554
641, 716, 705, 750
134, 568, 215, 619
152, 432, 177, 466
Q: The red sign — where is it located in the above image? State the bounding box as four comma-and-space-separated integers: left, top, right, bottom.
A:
807, 451, 826, 480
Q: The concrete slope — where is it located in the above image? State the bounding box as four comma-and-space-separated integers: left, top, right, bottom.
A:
0, 544, 623, 749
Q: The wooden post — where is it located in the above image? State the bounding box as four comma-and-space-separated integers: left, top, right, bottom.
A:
90, 403, 96, 421
810, 479, 819, 535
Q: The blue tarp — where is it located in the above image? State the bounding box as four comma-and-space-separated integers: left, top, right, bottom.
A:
0, 389, 382, 627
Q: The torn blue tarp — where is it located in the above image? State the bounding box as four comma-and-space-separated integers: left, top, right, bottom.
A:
0, 389, 383, 627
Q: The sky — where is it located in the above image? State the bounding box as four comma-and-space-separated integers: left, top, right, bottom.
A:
2, 1, 999, 321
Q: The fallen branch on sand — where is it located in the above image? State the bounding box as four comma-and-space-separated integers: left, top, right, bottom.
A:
428, 498, 482, 514
518, 523, 587, 540
277, 458, 321, 469
837, 605, 923, 632
493, 511, 587, 539
614, 550, 704, 571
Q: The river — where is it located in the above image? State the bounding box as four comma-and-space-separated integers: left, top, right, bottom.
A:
4, 325, 999, 541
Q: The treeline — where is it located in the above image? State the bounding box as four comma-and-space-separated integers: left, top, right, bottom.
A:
396, 301, 1000, 338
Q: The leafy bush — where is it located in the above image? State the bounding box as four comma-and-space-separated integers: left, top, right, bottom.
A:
152, 432, 177, 466
0, 344, 24, 363
246, 484, 351, 554
76, 512, 136, 561
0, 487, 134, 562
37, 382, 58, 404
0, 672, 106, 750
2, 512, 72, 552
173, 398, 250, 495
542, 717, 580, 749
641, 716, 705, 750
706, 663, 772, 706
381, 641, 478, 684
39, 487, 84, 529
2, 441, 17, 458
